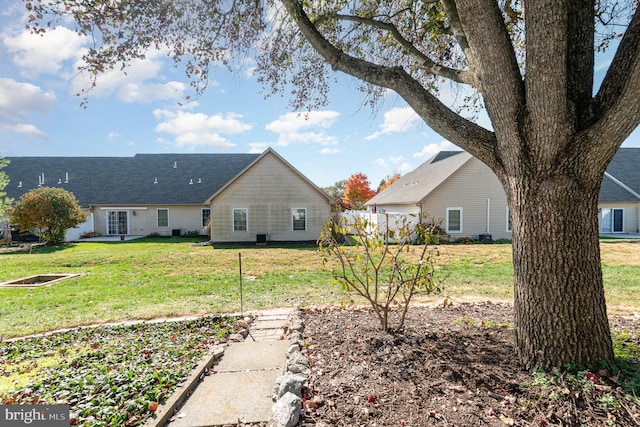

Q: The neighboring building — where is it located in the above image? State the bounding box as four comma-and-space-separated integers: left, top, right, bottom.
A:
365, 148, 640, 241
365, 151, 509, 241
4, 149, 333, 243
598, 148, 640, 235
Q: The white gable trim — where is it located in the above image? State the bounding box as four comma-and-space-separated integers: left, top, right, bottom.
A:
604, 172, 640, 200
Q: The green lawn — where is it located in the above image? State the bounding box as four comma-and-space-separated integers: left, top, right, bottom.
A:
1, 238, 639, 338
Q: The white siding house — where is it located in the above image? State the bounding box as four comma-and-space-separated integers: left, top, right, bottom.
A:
4, 149, 333, 243
366, 149, 640, 241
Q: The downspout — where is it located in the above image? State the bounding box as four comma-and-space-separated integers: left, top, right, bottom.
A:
486, 198, 490, 234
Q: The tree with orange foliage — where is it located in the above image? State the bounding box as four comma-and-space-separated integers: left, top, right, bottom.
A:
343, 173, 376, 210
377, 173, 401, 193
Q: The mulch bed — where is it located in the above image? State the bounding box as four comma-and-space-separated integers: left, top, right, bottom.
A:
299, 302, 640, 426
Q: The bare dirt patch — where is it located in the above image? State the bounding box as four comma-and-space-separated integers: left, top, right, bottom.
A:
300, 303, 640, 426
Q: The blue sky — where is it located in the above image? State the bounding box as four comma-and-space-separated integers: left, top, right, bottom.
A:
1, 2, 638, 189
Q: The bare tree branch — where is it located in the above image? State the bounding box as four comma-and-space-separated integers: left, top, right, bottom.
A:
280, 0, 497, 165
440, 0, 473, 66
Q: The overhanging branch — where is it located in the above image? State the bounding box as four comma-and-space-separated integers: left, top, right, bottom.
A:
319, 13, 474, 85
281, 0, 497, 166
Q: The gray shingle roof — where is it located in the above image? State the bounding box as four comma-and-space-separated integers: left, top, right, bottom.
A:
599, 148, 640, 202
366, 148, 640, 206
365, 151, 471, 206
3, 153, 260, 207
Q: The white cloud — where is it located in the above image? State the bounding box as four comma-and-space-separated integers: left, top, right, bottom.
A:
320, 147, 341, 155
413, 140, 459, 159
70, 51, 186, 103
266, 111, 340, 148
365, 106, 420, 140
275, 131, 338, 147
153, 109, 252, 149
248, 142, 269, 153
0, 123, 47, 139
373, 155, 412, 175
266, 111, 339, 133
0, 78, 55, 139
4, 26, 87, 76
0, 78, 56, 112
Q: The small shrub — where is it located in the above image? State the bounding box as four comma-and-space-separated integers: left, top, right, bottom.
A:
9, 187, 87, 245
80, 231, 102, 239
318, 213, 442, 331
454, 236, 476, 244
413, 220, 448, 244
183, 230, 201, 237
493, 238, 512, 244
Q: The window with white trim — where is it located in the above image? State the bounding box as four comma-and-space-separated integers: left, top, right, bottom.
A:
292, 208, 307, 231
446, 207, 462, 233
157, 209, 169, 227
202, 208, 211, 227
233, 208, 248, 231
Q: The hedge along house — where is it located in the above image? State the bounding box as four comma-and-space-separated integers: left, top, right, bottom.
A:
365, 148, 640, 242
4, 149, 333, 243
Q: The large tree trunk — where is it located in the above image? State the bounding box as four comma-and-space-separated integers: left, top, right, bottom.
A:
505, 168, 615, 370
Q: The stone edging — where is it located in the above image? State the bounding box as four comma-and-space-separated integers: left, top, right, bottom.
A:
270, 305, 309, 427
144, 346, 225, 427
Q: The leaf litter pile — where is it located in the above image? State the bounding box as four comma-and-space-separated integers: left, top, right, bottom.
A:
0, 316, 236, 426
300, 303, 640, 426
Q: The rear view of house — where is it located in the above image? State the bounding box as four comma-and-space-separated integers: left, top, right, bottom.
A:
366, 148, 640, 241
4, 149, 333, 243
365, 151, 510, 241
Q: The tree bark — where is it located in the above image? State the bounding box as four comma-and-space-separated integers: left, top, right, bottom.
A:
276, 0, 636, 370
504, 166, 614, 370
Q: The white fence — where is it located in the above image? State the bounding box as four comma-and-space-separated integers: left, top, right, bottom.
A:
337, 210, 422, 239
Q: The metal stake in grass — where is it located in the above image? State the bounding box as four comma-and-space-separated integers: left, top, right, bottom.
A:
239, 252, 243, 317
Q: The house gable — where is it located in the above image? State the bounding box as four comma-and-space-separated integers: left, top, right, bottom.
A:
365, 151, 472, 207
207, 149, 332, 242
599, 148, 640, 203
